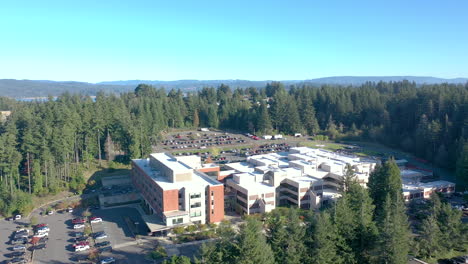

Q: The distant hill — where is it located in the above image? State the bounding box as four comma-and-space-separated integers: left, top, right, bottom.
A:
1, 76, 466, 98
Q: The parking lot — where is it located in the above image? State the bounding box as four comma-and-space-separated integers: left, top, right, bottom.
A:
1, 206, 154, 264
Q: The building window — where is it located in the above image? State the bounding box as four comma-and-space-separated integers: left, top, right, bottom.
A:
211, 191, 214, 196
172, 218, 183, 225
190, 202, 202, 208
211, 200, 214, 205
190, 193, 201, 199
190, 211, 202, 217
237, 191, 247, 200
211, 209, 214, 214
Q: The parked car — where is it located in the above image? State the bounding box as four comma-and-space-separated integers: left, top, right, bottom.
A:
15, 229, 29, 234
34, 243, 47, 250
33, 232, 48, 238
100, 257, 115, 263
12, 245, 26, 251
38, 236, 49, 243
13, 233, 28, 239
74, 231, 84, 237
72, 218, 86, 224
7, 257, 26, 264
35, 223, 47, 229
47, 210, 54, 215
95, 241, 110, 247
99, 246, 113, 253
11, 238, 27, 245
67, 207, 73, 213
73, 224, 85, 229
73, 241, 90, 247
95, 232, 108, 240
75, 244, 90, 252
90, 217, 102, 223
75, 236, 89, 242
7, 251, 25, 258
36, 226, 50, 232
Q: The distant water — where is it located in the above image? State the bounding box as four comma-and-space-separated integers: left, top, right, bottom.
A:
16, 96, 96, 102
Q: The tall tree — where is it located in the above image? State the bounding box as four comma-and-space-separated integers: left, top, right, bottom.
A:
236, 218, 275, 264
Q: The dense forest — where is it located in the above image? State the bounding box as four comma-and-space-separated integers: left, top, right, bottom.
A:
195, 161, 466, 264
0, 81, 467, 216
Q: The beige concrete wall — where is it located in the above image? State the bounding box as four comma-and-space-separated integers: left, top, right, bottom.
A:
99, 193, 140, 207
101, 175, 132, 187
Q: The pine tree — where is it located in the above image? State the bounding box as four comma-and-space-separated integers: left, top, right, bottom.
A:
256, 103, 272, 134
236, 218, 275, 264
309, 212, 343, 264
368, 159, 403, 219
375, 195, 410, 264
417, 214, 442, 258
284, 209, 307, 264
193, 109, 200, 128
455, 141, 468, 191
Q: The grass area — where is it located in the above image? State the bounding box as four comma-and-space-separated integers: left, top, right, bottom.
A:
297, 141, 346, 151
31, 191, 76, 210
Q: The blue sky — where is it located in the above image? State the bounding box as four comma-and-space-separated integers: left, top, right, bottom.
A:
0, 0, 467, 82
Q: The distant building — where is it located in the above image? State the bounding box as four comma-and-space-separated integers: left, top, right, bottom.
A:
131, 153, 224, 231
224, 147, 376, 214
0, 111, 11, 122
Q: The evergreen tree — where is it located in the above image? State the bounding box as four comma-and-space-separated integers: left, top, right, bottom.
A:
308, 212, 343, 264
368, 159, 403, 219
455, 141, 468, 191
375, 195, 410, 264
417, 214, 443, 258
256, 102, 272, 134
236, 218, 275, 264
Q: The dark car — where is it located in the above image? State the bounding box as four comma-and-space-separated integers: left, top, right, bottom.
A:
98, 246, 112, 253
95, 241, 110, 247
7, 258, 26, 264
75, 236, 89, 242
34, 243, 47, 250
74, 231, 84, 237
7, 251, 25, 258
11, 238, 27, 245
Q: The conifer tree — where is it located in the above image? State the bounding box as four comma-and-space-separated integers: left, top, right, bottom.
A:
309, 212, 343, 264
236, 218, 275, 264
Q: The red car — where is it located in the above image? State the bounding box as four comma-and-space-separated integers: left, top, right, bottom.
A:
73, 241, 90, 247
72, 218, 86, 224
35, 223, 48, 228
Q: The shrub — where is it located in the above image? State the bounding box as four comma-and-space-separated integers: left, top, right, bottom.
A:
147, 246, 167, 260
185, 224, 197, 233
173, 226, 185, 235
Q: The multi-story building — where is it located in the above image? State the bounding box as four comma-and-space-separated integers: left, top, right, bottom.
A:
131, 153, 224, 229
225, 147, 377, 214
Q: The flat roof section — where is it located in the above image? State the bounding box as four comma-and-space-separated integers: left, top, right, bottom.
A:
132, 158, 223, 191
150, 153, 192, 173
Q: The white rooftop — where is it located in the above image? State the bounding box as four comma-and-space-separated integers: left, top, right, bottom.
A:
133, 158, 222, 191
151, 153, 192, 173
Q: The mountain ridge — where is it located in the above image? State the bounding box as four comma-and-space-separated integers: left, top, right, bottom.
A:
1, 76, 467, 98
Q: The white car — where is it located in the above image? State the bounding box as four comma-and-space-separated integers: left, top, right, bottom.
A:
37, 227, 50, 233
33, 232, 48, 238
14, 215, 21, 220
47, 210, 54, 215
13, 245, 26, 251
15, 229, 29, 234
90, 217, 102, 223
73, 224, 85, 229
95, 233, 108, 240
67, 207, 73, 213
75, 245, 90, 252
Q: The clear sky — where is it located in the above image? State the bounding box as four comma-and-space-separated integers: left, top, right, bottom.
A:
0, 0, 467, 82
